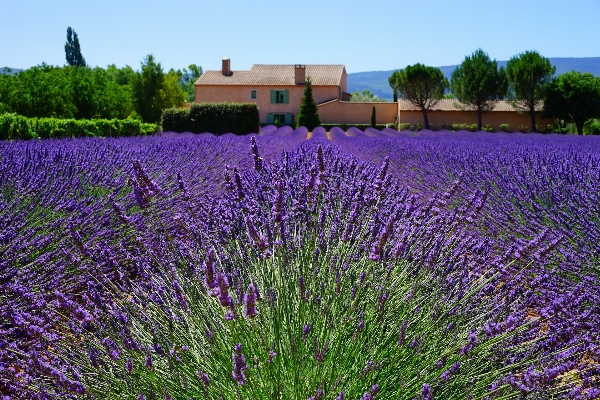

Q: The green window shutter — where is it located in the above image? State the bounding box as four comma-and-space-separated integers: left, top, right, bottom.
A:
285, 113, 292, 124
267, 113, 274, 124
283, 90, 289, 104
270, 90, 276, 104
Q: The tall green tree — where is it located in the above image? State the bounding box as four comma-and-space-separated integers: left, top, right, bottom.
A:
506, 51, 555, 132
543, 71, 600, 135
389, 64, 448, 129
297, 77, 320, 131
371, 106, 376, 127
65, 27, 86, 67
179, 64, 203, 102
132, 55, 184, 123
450, 49, 508, 130
349, 89, 388, 102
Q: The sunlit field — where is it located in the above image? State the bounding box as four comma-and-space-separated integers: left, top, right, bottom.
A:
1, 127, 599, 399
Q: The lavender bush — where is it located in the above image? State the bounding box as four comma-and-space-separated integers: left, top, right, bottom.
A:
1, 129, 599, 399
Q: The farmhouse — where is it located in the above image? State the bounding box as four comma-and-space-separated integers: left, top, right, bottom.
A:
195, 59, 554, 130
195, 58, 353, 125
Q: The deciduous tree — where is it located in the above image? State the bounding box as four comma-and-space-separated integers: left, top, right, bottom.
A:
450, 49, 508, 130
506, 51, 555, 132
543, 71, 600, 135
297, 77, 320, 131
389, 64, 448, 129
179, 64, 203, 102
132, 55, 185, 123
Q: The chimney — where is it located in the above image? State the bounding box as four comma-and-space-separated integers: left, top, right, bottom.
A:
222, 58, 231, 75
295, 65, 306, 84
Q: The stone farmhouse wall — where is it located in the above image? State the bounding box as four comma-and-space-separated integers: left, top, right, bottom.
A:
398, 110, 555, 130
317, 100, 398, 124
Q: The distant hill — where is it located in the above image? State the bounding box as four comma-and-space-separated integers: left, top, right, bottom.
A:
0, 67, 23, 76
348, 57, 600, 100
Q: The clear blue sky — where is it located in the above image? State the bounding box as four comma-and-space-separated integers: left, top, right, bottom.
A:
1, 0, 599, 73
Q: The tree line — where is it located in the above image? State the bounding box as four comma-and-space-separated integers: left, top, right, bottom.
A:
0, 27, 202, 124
388, 49, 600, 134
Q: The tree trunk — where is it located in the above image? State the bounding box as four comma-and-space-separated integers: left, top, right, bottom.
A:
422, 108, 430, 130
477, 107, 483, 131
530, 104, 537, 133
576, 120, 584, 135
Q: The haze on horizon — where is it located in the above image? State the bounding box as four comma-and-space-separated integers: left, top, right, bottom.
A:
1, 0, 599, 74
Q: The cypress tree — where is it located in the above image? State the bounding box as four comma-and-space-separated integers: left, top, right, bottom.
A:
297, 77, 320, 131
371, 106, 376, 127
65, 27, 86, 67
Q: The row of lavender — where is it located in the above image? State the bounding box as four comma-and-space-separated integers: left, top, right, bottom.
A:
1, 127, 599, 398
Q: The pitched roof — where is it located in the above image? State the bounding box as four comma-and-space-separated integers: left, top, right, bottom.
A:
195, 64, 345, 86
398, 99, 543, 112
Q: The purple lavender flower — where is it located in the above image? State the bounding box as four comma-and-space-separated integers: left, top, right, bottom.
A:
218, 273, 234, 308
302, 324, 312, 340
232, 343, 248, 385
125, 359, 133, 374
422, 383, 432, 400
204, 249, 218, 295
440, 362, 460, 382
244, 283, 258, 318
267, 349, 277, 363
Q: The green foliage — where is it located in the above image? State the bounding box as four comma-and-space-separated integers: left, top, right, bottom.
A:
179, 64, 203, 102
443, 93, 455, 99
585, 119, 600, 135
297, 77, 321, 130
450, 123, 478, 132
483, 124, 494, 132
506, 51, 555, 132
450, 49, 508, 130
388, 64, 448, 129
500, 124, 511, 132
370, 106, 376, 127
161, 108, 192, 133
398, 123, 411, 131
349, 89, 388, 102
518, 125, 530, 133
0, 113, 157, 141
132, 55, 185, 123
65, 27, 86, 67
543, 71, 600, 135
162, 103, 259, 135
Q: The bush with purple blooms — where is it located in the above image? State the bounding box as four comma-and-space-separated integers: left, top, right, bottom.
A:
1, 127, 599, 399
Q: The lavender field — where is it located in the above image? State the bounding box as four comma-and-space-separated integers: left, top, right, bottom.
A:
1, 127, 599, 399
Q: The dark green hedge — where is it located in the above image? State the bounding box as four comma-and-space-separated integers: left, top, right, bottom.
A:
0, 113, 158, 141
162, 103, 260, 135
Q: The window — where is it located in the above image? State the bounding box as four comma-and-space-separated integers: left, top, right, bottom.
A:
275, 90, 285, 104
271, 89, 288, 104
273, 113, 286, 124
250, 89, 257, 99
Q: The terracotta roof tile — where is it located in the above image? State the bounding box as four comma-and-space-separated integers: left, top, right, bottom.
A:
196, 64, 345, 86
398, 99, 543, 112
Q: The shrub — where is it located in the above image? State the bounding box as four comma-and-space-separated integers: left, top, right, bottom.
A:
500, 124, 510, 132
0, 113, 157, 140
429, 123, 439, 131
441, 124, 453, 131
467, 124, 478, 132
483, 124, 494, 132
188, 103, 260, 135
518, 124, 529, 133
398, 123, 411, 131
161, 108, 191, 132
